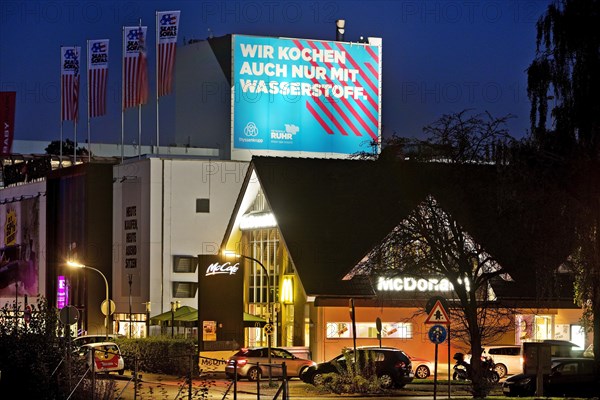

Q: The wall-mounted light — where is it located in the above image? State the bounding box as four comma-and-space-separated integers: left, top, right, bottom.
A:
336, 19, 345, 41
281, 275, 294, 304
239, 212, 277, 231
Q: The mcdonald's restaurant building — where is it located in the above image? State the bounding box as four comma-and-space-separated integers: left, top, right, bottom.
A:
198, 156, 588, 364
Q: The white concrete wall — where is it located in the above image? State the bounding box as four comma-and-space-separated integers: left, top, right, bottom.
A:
113, 158, 248, 318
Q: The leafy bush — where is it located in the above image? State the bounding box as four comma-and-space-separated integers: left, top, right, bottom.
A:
116, 336, 198, 376
320, 349, 383, 394
0, 298, 72, 399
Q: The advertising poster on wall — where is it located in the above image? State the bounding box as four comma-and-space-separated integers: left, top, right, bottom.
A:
203, 320, 217, 341
232, 35, 382, 158
0, 198, 40, 298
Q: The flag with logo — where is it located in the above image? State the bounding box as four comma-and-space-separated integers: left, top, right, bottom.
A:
123, 26, 148, 109
87, 39, 109, 118
156, 11, 180, 97
61, 46, 80, 121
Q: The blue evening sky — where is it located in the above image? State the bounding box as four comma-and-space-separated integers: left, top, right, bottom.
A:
0, 1, 552, 147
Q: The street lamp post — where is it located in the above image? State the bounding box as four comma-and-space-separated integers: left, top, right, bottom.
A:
171, 300, 180, 338
128, 274, 133, 338
145, 301, 151, 337
223, 251, 273, 386
67, 261, 110, 340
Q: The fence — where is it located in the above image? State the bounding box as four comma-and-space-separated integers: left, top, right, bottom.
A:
56, 350, 291, 399
215, 356, 290, 400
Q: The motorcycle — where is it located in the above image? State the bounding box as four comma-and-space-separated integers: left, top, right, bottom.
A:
452, 352, 500, 383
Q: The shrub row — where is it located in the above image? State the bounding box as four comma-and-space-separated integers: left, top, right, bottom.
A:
116, 336, 199, 376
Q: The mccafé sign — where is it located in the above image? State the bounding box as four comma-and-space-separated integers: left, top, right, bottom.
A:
377, 276, 457, 292
205, 262, 240, 276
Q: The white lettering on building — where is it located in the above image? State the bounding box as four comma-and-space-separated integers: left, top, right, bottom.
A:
376, 277, 456, 292
205, 262, 240, 276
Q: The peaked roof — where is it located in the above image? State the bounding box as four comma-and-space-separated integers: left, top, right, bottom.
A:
224, 156, 577, 301
252, 157, 429, 296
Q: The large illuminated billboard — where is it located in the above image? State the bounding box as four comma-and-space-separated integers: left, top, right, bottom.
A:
231, 34, 382, 159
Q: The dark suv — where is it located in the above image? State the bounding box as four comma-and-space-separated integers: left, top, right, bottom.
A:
301, 346, 414, 388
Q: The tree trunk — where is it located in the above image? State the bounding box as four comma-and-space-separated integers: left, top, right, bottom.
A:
464, 299, 489, 398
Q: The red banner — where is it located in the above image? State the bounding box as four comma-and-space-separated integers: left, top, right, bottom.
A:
61, 46, 81, 121
88, 39, 109, 118
0, 91, 16, 156
123, 26, 148, 109
157, 11, 180, 97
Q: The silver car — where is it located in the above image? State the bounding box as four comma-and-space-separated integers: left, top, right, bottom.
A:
225, 347, 316, 381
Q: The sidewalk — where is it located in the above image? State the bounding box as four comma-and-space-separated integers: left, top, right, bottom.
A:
113, 372, 498, 399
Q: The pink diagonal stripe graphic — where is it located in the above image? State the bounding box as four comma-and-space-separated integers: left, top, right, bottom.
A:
321, 41, 378, 128
365, 62, 378, 80
335, 42, 379, 99
365, 45, 379, 61
293, 40, 364, 138
306, 101, 333, 134
291, 40, 351, 136
307, 41, 375, 139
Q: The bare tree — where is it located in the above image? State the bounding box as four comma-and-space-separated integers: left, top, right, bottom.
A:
352, 195, 515, 397
422, 110, 515, 164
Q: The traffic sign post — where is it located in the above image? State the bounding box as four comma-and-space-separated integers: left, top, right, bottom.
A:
428, 324, 447, 344
428, 324, 448, 400
264, 323, 274, 335
375, 317, 382, 348
425, 297, 451, 400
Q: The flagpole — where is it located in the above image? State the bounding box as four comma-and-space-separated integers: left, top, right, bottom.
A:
155, 11, 160, 155
86, 39, 91, 162
59, 45, 63, 168
138, 18, 142, 159
121, 27, 125, 162
74, 44, 78, 165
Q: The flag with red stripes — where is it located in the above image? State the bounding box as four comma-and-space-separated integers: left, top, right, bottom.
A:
157, 11, 180, 97
87, 39, 109, 118
61, 46, 80, 121
123, 26, 148, 110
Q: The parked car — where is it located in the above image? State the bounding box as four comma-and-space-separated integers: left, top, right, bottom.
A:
502, 357, 599, 397
464, 345, 522, 378
541, 339, 584, 357
77, 342, 125, 375
225, 347, 316, 381
484, 345, 522, 378
301, 346, 414, 389
408, 355, 434, 379
72, 334, 123, 350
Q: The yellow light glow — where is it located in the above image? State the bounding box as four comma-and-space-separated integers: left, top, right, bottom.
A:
66, 260, 85, 268
281, 276, 294, 304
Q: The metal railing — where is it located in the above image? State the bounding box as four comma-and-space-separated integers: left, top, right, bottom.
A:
221, 358, 289, 400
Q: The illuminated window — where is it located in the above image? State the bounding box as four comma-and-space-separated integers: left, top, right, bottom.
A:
534, 315, 552, 340
281, 276, 294, 304
326, 322, 412, 339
